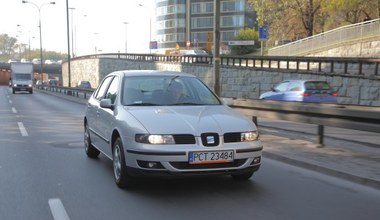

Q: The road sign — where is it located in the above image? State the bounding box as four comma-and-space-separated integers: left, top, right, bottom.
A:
149, 41, 158, 49
228, 41, 255, 46
259, 25, 269, 41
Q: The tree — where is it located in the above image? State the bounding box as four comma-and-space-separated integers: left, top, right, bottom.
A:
248, 0, 380, 47
289, 0, 322, 37
230, 28, 259, 55
0, 34, 17, 60
321, 0, 379, 26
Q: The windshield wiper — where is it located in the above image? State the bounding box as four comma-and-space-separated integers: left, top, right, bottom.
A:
126, 102, 160, 106
172, 102, 202, 105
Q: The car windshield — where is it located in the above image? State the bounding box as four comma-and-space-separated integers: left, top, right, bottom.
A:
121, 75, 221, 106
13, 74, 31, 80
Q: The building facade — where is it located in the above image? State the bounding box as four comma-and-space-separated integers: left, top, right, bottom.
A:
155, 0, 255, 52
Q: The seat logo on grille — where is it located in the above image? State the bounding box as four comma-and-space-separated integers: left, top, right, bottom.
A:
207, 136, 215, 145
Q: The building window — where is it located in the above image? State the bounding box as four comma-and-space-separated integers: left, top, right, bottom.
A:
157, 4, 186, 16
157, 19, 185, 29
221, 31, 237, 41
191, 17, 213, 29
159, 33, 185, 43
221, 15, 244, 27
221, 0, 244, 12
191, 2, 213, 14
191, 32, 210, 43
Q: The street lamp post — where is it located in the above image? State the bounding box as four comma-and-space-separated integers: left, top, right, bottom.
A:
139, 4, 152, 54
17, 24, 32, 60
123, 22, 129, 53
69, 7, 75, 58
22, 0, 55, 82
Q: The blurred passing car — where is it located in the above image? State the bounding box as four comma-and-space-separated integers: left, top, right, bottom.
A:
259, 80, 337, 103
84, 70, 263, 188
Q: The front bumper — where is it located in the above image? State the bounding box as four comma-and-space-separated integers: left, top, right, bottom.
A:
126, 163, 261, 177
123, 140, 263, 177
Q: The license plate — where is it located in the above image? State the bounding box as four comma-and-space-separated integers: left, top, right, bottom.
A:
188, 150, 234, 164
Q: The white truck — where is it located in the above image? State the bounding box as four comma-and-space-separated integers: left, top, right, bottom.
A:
10, 62, 34, 94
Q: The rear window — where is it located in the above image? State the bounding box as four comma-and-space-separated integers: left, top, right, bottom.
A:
304, 81, 331, 90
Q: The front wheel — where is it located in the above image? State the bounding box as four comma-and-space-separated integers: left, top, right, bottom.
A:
84, 122, 100, 158
113, 137, 135, 188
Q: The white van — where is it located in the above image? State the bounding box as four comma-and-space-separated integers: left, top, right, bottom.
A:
180, 50, 209, 63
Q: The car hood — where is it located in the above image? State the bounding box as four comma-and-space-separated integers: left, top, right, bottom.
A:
125, 105, 255, 135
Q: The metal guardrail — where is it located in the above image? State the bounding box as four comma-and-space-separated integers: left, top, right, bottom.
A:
269, 19, 380, 56
71, 53, 380, 77
35, 84, 380, 147
36, 85, 95, 100
229, 98, 380, 147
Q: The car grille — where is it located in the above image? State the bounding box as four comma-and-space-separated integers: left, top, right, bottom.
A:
169, 159, 246, 170
171, 132, 244, 145
173, 134, 196, 144
15, 84, 29, 87
224, 132, 241, 143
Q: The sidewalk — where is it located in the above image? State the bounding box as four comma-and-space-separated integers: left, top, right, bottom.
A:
260, 127, 380, 190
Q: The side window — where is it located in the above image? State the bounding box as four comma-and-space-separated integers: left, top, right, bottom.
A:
95, 76, 113, 101
288, 82, 302, 91
275, 82, 289, 92
105, 77, 119, 104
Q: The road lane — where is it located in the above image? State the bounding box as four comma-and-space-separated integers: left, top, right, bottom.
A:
0, 86, 379, 220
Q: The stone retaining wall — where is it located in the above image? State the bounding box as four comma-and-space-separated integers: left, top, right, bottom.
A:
62, 58, 380, 106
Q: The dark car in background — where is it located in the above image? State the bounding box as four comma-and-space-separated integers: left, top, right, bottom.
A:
76, 80, 92, 89
259, 80, 337, 103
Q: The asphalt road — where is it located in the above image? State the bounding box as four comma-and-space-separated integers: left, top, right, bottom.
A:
1, 86, 379, 220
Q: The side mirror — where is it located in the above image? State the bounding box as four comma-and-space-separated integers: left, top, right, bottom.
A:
222, 97, 234, 106
100, 99, 114, 110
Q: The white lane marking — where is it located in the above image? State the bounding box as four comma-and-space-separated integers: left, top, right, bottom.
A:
48, 198, 70, 220
12, 107, 17, 114
17, 122, 28, 136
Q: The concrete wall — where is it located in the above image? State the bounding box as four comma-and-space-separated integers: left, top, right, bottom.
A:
62, 58, 380, 106
309, 39, 380, 57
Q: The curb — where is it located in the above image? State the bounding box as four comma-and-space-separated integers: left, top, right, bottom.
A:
263, 151, 380, 190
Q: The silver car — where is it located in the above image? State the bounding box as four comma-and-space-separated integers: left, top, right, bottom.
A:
84, 70, 263, 188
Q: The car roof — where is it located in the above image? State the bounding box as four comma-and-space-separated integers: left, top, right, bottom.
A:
283, 79, 327, 82
111, 70, 197, 78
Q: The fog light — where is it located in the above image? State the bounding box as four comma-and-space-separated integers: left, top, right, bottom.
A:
137, 160, 164, 169
251, 156, 261, 165
148, 162, 157, 168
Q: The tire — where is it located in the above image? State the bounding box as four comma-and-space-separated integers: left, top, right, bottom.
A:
84, 122, 100, 158
231, 171, 254, 181
12, 89, 15, 94
113, 137, 135, 188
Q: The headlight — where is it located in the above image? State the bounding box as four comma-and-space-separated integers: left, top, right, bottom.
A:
135, 134, 175, 144
241, 131, 259, 142
28, 84, 32, 87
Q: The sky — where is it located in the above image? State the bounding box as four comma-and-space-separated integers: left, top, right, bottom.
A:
1, 0, 156, 56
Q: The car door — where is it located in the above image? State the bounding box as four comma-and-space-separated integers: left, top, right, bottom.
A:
270, 81, 289, 100
87, 76, 114, 148
284, 81, 303, 101
97, 76, 120, 157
